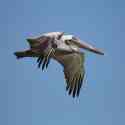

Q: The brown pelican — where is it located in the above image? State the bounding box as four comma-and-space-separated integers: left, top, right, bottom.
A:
14, 32, 104, 98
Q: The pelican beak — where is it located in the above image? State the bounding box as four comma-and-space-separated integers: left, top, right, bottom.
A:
73, 40, 104, 55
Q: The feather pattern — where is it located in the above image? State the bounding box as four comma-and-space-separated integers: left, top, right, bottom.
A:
14, 31, 104, 98
55, 52, 85, 97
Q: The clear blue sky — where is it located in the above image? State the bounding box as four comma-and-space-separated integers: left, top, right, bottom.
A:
1, 0, 125, 125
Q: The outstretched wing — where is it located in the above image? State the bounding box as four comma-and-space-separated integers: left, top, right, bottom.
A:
55, 52, 85, 97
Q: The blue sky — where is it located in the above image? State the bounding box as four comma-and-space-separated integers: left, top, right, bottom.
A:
1, 0, 125, 125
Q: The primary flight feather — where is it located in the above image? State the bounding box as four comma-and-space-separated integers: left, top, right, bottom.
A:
14, 32, 104, 98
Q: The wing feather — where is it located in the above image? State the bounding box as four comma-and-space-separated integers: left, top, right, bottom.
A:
55, 52, 85, 97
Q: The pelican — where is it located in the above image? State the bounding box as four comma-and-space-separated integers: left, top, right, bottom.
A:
14, 32, 104, 97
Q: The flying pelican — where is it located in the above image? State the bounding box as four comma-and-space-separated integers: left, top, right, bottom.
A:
14, 32, 104, 98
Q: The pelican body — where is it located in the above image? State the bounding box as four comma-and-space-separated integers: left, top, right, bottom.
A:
14, 32, 104, 98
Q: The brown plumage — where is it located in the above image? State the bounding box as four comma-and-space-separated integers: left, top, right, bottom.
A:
14, 32, 104, 98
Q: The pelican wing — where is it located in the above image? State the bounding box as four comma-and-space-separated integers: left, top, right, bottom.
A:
55, 52, 85, 97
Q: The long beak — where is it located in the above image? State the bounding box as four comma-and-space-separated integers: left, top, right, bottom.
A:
73, 40, 104, 55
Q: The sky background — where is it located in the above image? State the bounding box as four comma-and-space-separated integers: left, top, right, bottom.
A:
1, 0, 125, 125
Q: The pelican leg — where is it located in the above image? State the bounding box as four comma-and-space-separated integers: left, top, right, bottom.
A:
45, 48, 55, 68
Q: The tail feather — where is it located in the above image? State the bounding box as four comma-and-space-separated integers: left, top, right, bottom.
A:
14, 51, 26, 59
14, 50, 36, 59
27, 39, 36, 48
27, 38, 41, 48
